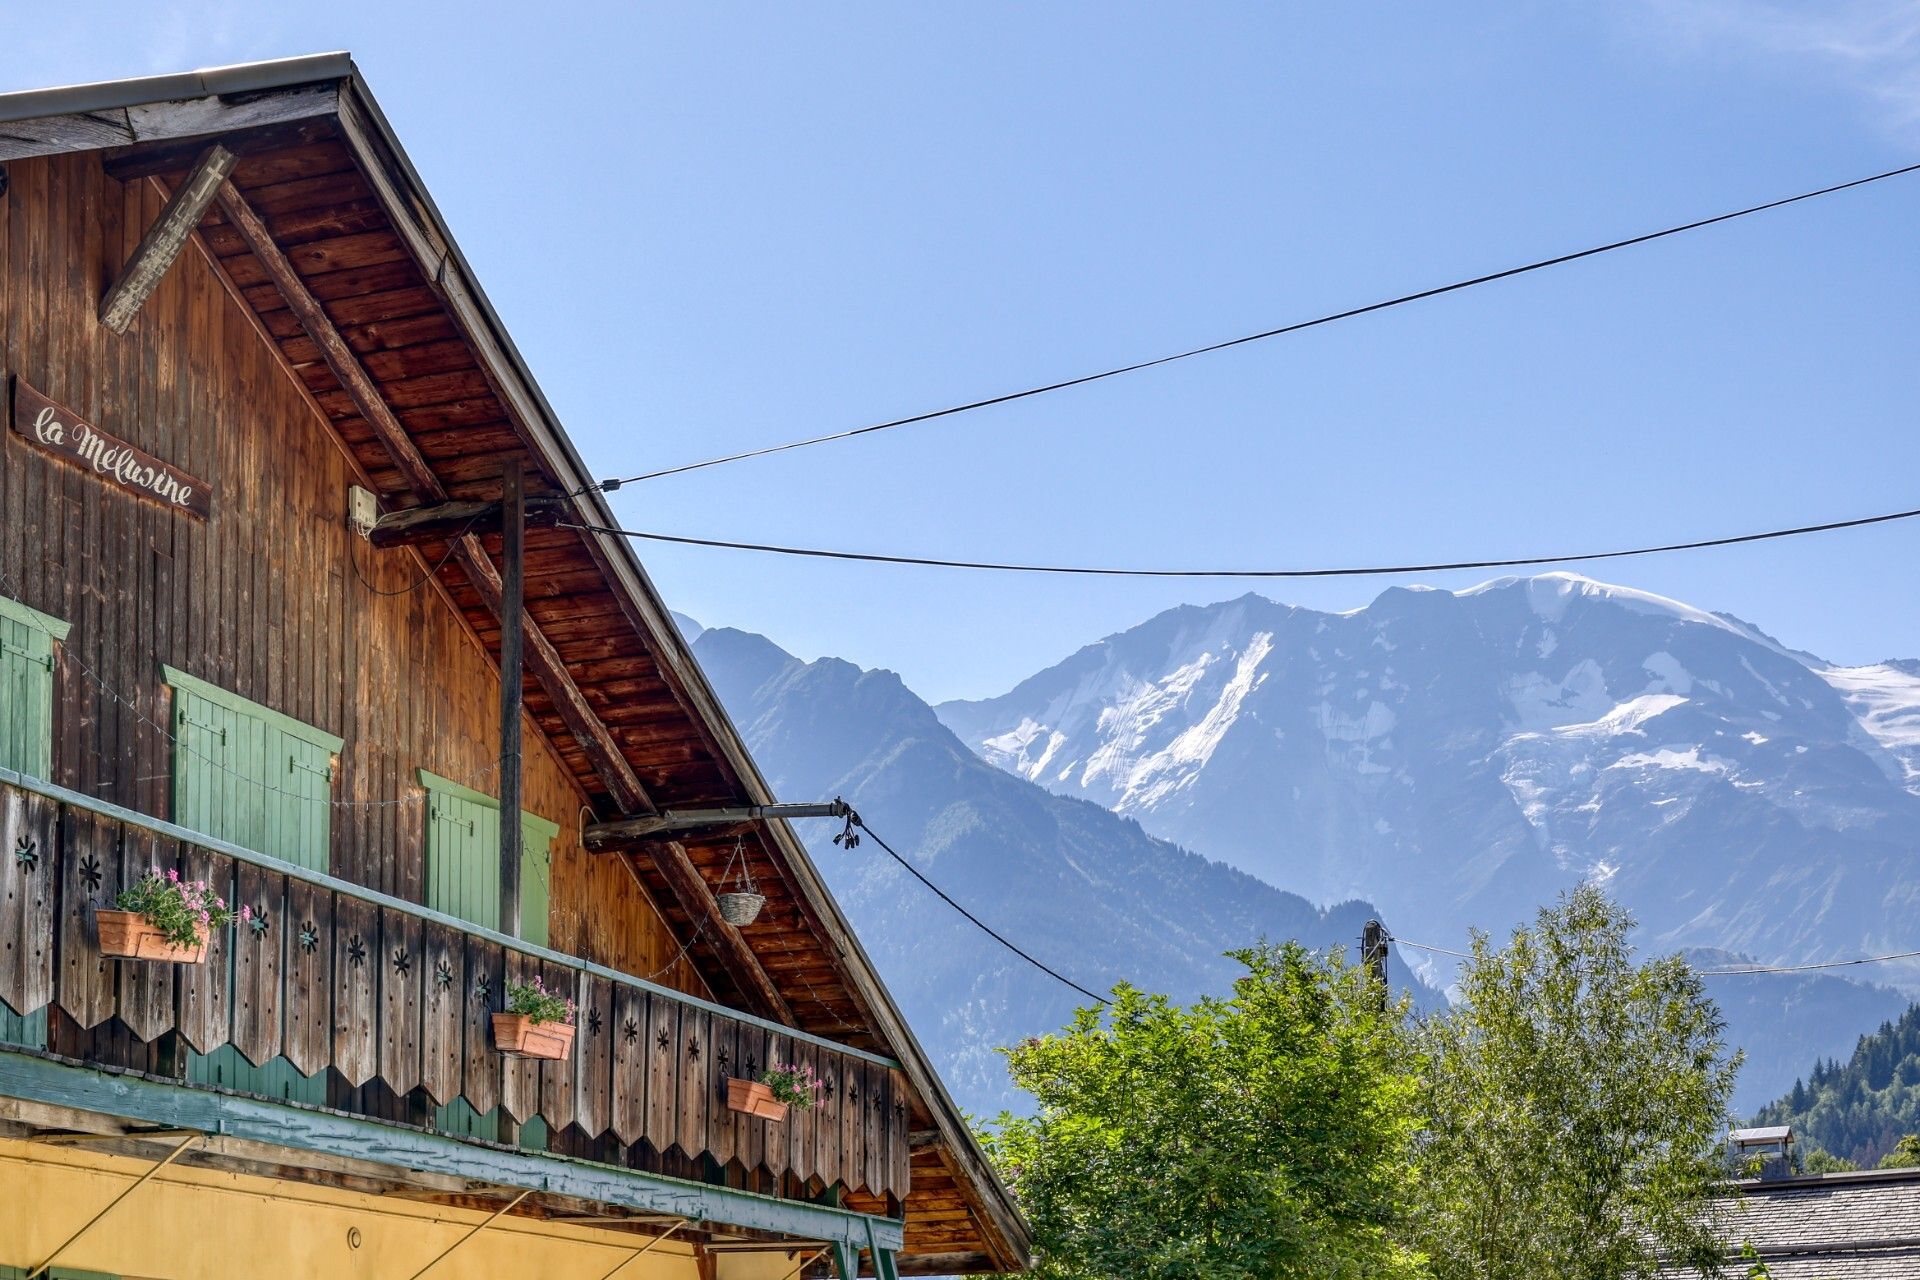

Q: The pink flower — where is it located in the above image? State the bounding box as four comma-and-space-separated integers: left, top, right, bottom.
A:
240, 904, 252, 922
167, 869, 179, 883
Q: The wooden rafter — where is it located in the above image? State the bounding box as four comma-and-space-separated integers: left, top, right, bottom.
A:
209, 173, 796, 1022
643, 842, 795, 1023
99, 144, 235, 333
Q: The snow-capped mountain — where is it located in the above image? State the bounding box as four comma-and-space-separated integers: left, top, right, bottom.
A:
938, 573, 1920, 999
689, 624, 1438, 1113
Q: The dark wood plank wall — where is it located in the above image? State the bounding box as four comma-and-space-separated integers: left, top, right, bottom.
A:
0, 150, 701, 997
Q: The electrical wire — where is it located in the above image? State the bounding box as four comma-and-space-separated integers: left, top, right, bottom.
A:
347, 511, 485, 598
846, 814, 1111, 1005
1388, 932, 1920, 977
579, 159, 1920, 491
558, 500, 1920, 581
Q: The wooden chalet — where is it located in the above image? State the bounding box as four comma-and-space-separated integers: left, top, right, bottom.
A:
0, 54, 1028, 1279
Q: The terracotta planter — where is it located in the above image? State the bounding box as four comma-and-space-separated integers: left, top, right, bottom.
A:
95, 909, 207, 963
492, 1012, 576, 1061
726, 1076, 790, 1123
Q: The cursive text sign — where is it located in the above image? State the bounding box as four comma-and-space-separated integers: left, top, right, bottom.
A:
9, 378, 210, 519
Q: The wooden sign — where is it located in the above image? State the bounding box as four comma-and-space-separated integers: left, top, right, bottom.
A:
8, 377, 210, 518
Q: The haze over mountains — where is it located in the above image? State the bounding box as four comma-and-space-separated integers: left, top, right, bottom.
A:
682, 572, 1920, 1114
939, 574, 1920, 980
686, 621, 1436, 1113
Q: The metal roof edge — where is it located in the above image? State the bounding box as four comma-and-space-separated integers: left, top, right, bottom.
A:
0, 52, 352, 124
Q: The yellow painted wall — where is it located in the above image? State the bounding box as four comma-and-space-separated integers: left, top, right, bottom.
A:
0, 1140, 813, 1280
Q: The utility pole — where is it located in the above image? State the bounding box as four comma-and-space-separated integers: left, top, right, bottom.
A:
498, 457, 525, 939
1360, 919, 1389, 1012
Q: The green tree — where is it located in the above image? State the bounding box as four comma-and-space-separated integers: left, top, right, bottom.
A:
982, 943, 1426, 1280
1408, 886, 1739, 1280
1802, 1147, 1856, 1174
1878, 1134, 1920, 1169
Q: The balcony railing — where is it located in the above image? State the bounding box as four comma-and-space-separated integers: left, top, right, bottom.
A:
0, 768, 911, 1206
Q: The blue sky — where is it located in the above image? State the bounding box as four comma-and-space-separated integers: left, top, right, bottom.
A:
7, 2, 1920, 702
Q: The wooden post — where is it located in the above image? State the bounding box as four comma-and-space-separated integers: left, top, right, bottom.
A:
499, 459, 525, 940
1360, 920, 1389, 1012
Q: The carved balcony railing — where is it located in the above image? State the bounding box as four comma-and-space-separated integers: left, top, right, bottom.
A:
0, 770, 911, 1206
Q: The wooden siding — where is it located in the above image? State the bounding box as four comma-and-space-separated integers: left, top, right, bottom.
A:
0, 773, 912, 1202
0, 150, 698, 999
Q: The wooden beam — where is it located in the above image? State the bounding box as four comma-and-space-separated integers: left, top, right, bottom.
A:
499, 458, 526, 941
367, 499, 497, 548
449, 536, 649, 812
0, 79, 339, 162
211, 177, 648, 815
212, 176, 444, 500
905, 1130, 942, 1151
0, 1051, 904, 1251
585, 802, 850, 850
365, 498, 568, 549
643, 841, 796, 1024
99, 144, 235, 333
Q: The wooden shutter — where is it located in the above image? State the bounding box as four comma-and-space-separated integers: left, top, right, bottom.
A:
0, 598, 67, 1048
420, 771, 558, 1139
164, 667, 341, 1104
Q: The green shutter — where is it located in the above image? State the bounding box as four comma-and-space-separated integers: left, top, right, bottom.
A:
165, 668, 340, 1106
0, 595, 67, 783
0, 597, 67, 1049
419, 770, 557, 1142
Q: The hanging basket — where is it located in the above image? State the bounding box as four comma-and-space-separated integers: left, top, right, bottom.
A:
716, 891, 766, 927
492, 1012, 577, 1061
726, 1076, 790, 1123
95, 909, 207, 963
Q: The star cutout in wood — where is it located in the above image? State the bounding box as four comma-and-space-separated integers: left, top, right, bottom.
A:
77, 852, 101, 891
12, 835, 35, 870
434, 958, 454, 990
298, 922, 319, 954
623, 1017, 640, 1044
347, 934, 367, 967
588, 1008, 603, 1036
392, 948, 410, 975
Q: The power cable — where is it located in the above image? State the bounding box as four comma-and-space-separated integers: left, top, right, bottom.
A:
845, 813, 1111, 1005
1389, 932, 1920, 977
558, 500, 1920, 580
579, 159, 1920, 491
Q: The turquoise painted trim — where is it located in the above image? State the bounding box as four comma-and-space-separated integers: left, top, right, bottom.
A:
159, 665, 344, 754
0, 766, 899, 1069
0, 1049, 904, 1251
417, 769, 560, 842
0, 595, 71, 642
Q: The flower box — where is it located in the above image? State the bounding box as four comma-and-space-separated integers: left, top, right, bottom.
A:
95, 908, 207, 963
726, 1077, 790, 1123
492, 1011, 576, 1061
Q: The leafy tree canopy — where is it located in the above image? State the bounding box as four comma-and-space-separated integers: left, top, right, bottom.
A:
1405, 886, 1739, 1280
981, 943, 1425, 1280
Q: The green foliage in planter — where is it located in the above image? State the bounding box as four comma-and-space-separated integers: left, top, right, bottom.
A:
506, 974, 576, 1026
115, 868, 235, 949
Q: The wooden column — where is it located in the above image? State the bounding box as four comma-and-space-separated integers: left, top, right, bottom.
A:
499, 459, 525, 940
99, 144, 236, 333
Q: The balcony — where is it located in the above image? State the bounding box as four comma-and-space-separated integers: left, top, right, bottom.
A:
0, 768, 911, 1218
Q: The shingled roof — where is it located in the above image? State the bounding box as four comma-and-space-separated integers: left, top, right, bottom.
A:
1668, 1167, 1920, 1279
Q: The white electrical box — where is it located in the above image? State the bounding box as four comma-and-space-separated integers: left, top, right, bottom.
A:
348, 485, 380, 538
